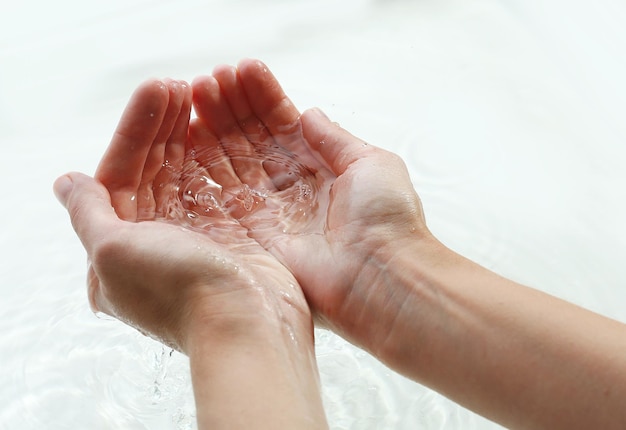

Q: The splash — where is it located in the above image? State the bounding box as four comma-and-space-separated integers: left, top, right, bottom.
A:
144, 130, 333, 236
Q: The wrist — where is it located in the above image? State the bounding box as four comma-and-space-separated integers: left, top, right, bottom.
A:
181, 282, 327, 429
180, 279, 315, 356
345, 230, 448, 364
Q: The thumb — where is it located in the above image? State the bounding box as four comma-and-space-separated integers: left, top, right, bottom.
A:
53, 172, 118, 250
53, 174, 75, 208
300, 107, 374, 175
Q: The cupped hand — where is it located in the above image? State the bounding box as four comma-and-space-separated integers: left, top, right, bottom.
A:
55, 78, 312, 353
191, 60, 430, 348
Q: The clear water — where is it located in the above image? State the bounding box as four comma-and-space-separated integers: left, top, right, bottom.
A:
2, 1, 626, 429
147, 132, 333, 238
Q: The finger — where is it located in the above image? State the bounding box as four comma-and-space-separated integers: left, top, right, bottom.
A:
212, 65, 275, 189
54, 172, 120, 254
164, 81, 192, 171
236, 59, 300, 139
152, 81, 193, 217
192, 75, 272, 189
212, 64, 270, 142
188, 118, 240, 189
236, 59, 321, 175
137, 79, 189, 220
192, 75, 241, 140
140, 79, 187, 185
300, 107, 374, 175
95, 79, 170, 220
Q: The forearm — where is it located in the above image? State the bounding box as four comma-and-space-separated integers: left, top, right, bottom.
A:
358, 236, 626, 429
184, 293, 328, 430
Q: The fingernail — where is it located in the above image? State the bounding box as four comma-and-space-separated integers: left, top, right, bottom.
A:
53, 174, 74, 207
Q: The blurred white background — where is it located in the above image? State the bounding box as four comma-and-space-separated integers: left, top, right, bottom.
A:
1, 1, 625, 428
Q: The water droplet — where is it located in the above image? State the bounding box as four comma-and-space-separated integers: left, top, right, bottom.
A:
196, 192, 219, 213
236, 184, 255, 211
295, 184, 312, 202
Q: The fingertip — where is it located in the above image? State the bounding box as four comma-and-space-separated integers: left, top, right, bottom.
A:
53, 174, 74, 207
54, 171, 99, 206
180, 80, 193, 105
191, 75, 213, 91
212, 63, 236, 79
304, 107, 331, 123
164, 78, 181, 96
300, 108, 373, 174
164, 78, 191, 101
237, 58, 267, 74
180, 79, 190, 92
237, 58, 279, 90
58, 173, 121, 249
300, 107, 336, 144
132, 78, 170, 109
138, 77, 168, 92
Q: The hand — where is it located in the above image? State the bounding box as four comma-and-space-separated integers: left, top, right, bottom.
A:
55, 78, 312, 353
190, 60, 431, 352
55, 78, 328, 429
194, 61, 626, 430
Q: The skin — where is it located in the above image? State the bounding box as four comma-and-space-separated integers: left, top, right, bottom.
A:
55, 59, 626, 429
54, 78, 328, 429
189, 59, 626, 429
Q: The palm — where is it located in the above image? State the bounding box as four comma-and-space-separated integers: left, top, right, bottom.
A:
266, 149, 420, 315
94, 77, 307, 316
190, 60, 424, 333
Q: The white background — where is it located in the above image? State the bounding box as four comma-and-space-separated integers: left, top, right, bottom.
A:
1, 1, 625, 428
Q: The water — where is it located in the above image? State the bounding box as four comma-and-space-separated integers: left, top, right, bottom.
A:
147, 130, 333, 238
2, 0, 626, 429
